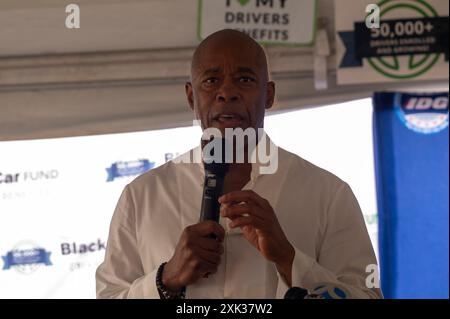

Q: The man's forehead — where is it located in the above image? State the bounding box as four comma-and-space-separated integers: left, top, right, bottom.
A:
198, 67, 258, 80
197, 57, 260, 72
193, 49, 266, 76
191, 30, 268, 78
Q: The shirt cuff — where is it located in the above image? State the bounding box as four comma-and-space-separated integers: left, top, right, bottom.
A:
275, 246, 315, 298
127, 267, 161, 299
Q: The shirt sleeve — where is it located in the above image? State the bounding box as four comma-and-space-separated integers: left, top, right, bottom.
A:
276, 182, 383, 299
96, 185, 161, 299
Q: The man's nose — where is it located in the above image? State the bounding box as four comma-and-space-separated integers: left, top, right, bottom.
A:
216, 81, 240, 103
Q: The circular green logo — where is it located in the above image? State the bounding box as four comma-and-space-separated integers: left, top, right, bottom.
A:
368, 0, 439, 79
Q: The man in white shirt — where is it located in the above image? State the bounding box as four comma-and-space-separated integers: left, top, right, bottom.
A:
96, 29, 382, 299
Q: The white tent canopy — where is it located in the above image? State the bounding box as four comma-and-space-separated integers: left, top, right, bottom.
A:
0, 0, 448, 141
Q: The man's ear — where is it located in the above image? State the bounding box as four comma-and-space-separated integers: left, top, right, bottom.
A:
265, 81, 275, 110
185, 82, 195, 111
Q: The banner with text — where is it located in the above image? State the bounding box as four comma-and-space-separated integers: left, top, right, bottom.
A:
336, 0, 449, 85
198, 0, 316, 45
373, 91, 449, 298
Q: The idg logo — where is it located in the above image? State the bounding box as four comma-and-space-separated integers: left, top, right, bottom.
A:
395, 93, 449, 134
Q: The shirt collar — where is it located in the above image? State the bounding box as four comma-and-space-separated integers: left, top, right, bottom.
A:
193, 129, 278, 183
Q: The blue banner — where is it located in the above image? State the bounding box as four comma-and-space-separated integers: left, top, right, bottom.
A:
373, 92, 449, 298
2, 248, 52, 270
106, 159, 155, 182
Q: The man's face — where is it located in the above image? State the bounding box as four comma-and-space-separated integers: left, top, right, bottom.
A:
186, 38, 275, 135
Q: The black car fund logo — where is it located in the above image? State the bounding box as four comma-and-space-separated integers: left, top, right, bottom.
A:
0, 170, 59, 185
61, 239, 106, 255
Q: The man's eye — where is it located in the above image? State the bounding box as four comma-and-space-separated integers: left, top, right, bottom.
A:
204, 78, 218, 84
239, 76, 255, 83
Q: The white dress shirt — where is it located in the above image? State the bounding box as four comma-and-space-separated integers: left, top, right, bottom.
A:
96, 135, 382, 299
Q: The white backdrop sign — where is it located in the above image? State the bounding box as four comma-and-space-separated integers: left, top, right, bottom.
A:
1, 101, 378, 298
198, 0, 317, 45
0, 127, 200, 298
335, 0, 449, 85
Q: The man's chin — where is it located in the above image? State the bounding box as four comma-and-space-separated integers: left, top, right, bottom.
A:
210, 121, 250, 134
215, 127, 249, 137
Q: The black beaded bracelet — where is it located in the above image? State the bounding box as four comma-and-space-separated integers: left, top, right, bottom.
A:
156, 262, 186, 299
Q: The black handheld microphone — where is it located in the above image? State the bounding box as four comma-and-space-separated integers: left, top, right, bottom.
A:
199, 138, 230, 228
284, 287, 309, 299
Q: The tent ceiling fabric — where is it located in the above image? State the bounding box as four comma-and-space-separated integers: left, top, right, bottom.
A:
0, 0, 448, 141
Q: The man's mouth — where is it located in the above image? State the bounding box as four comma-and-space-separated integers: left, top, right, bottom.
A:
213, 114, 244, 128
